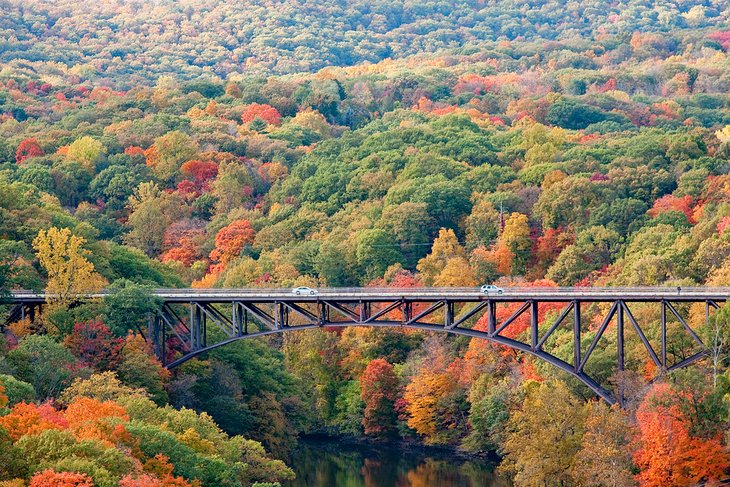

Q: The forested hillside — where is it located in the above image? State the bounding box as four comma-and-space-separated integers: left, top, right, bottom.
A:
2, 0, 730, 485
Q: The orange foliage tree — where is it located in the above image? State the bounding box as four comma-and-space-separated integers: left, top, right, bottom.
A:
179, 160, 218, 196
29, 470, 94, 487
160, 220, 205, 267
0, 382, 7, 410
0, 402, 68, 441
209, 219, 256, 272
403, 341, 466, 444
64, 320, 124, 370
63, 397, 130, 445
633, 383, 730, 487
241, 103, 282, 126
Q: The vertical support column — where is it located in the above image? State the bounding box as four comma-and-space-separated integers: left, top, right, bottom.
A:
444, 301, 454, 329
617, 300, 624, 372
192, 303, 202, 350
617, 300, 625, 408
319, 302, 327, 326
202, 307, 207, 347
573, 300, 581, 372
403, 301, 412, 324
233, 303, 244, 336
661, 300, 667, 370
276, 302, 287, 329
530, 300, 538, 350
244, 308, 248, 334
190, 303, 195, 350
487, 300, 496, 336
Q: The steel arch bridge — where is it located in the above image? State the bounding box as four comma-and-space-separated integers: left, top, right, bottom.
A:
6, 287, 728, 405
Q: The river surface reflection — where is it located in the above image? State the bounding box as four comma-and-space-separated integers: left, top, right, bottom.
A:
284, 437, 507, 487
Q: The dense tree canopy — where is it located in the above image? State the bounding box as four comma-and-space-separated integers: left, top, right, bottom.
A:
2, 0, 730, 484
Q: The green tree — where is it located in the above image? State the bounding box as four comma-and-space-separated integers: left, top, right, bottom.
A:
104, 279, 163, 337
356, 229, 403, 281
6, 335, 77, 400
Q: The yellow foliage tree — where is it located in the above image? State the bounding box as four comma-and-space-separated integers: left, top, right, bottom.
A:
500, 380, 586, 486
66, 136, 106, 169
500, 212, 532, 275
32, 227, 105, 307
416, 228, 467, 285
433, 257, 477, 287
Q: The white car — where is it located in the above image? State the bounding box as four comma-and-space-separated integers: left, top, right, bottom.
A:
480, 284, 504, 295
292, 286, 318, 296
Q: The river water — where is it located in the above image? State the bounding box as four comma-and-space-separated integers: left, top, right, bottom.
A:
284, 437, 507, 487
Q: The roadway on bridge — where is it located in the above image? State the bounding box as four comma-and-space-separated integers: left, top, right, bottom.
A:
9, 286, 730, 303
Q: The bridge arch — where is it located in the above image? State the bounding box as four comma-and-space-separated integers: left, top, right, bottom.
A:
164, 320, 616, 403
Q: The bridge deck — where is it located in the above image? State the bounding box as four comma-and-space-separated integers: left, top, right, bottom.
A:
8, 286, 730, 303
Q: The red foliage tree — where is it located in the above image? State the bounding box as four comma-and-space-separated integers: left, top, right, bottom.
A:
179, 160, 218, 195
649, 194, 695, 223
241, 103, 282, 126
533, 227, 574, 278
15, 138, 44, 164
64, 320, 124, 370
360, 359, 399, 438
708, 31, 730, 50
30, 470, 94, 487
633, 383, 730, 486
717, 216, 730, 235
209, 219, 256, 271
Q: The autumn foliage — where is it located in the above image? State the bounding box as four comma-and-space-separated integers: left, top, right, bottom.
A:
15, 138, 44, 164
633, 383, 730, 486
209, 219, 256, 271
29, 470, 94, 487
241, 103, 282, 126
360, 359, 399, 437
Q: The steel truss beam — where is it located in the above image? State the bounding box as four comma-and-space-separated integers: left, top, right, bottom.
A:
5, 292, 723, 405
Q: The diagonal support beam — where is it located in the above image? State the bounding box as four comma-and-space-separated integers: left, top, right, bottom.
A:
494, 301, 531, 336
579, 301, 618, 371
282, 301, 319, 324
452, 301, 489, 329
324, 301, 360, 322
238, 303, 276, 330
405, 301, 445, 325
537, 302, 574, 350
665, 301, 705, 348
621, 302, 661, 368
364, 300, 403, 324
159, 307, 192, 351
197, 303, 235, 338
667, 350, 709, 371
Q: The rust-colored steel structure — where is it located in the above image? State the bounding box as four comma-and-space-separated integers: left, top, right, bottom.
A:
6, 287, 726, 404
